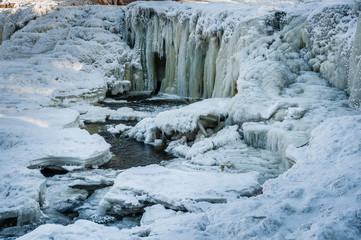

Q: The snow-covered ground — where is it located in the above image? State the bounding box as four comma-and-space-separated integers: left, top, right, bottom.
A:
0, 0, 360, 239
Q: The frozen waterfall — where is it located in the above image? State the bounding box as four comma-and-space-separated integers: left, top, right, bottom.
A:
122, 2, 361, 167
122, 2, 361, 107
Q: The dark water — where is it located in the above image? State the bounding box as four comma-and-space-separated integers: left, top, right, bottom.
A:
90, 94, 194, 170
102, 93, 196, 115
85, 124, 174, 170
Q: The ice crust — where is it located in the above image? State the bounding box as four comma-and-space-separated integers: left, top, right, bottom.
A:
98, 164, 261, 216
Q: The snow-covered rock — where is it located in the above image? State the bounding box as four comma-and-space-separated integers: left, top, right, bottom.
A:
0, 108, 111, 226
0, 5, 141, 109
205, 115, 361, 239
109, 107, 150, 121
129, 98, 230, 144
16, 219, 132, 240
98, 164, 260, 217
107, 123, 132, 135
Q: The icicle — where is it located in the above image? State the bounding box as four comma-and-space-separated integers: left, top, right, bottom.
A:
197, 120, 208, 137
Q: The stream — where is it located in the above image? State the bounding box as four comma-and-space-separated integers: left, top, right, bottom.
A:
0, 93, 285, 239
0, 94, 193, 239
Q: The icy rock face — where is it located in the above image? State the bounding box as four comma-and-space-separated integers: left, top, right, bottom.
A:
0, 6, 141, 108
126, 1, 361, 168
124, 2, 274, 98
302, 4, 359, 90
349, 13, 361, 109
0, 1, 59, 44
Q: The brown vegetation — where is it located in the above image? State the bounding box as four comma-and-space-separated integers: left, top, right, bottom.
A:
0, 3, 15, 8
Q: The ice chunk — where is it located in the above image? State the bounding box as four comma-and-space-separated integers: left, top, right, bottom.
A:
17, 220, 131, 240
109, 107, 150, 121
98, 165, 260, 217
107, 123, 132, 135
0, 168, 46, 227
78, 106, 115, 124
0, 109, 111, 169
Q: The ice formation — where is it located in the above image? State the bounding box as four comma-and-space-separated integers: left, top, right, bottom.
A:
98, 164, 261, 217
127, 1, 361, 166
0, 108, 111, 227
1, 0, 361, 239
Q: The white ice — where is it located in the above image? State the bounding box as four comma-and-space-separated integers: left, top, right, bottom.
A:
98, 164, 260, 217
1, 0, 361, 239
0, 108, 111, 227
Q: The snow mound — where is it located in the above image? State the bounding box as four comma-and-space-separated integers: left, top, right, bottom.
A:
98, 164, 260, 217
136, 204, 211, 239
129, 98, 230, 144
0, 5, 141, 109
107, 123, 132, 135
1, 107, 80, 128
0, 168, 46, 228
206, 115, 361, 239
17, 219, 131, 240
0, 108, 111, 226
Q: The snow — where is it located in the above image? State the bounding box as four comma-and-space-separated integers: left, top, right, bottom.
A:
204, 115, 361, 239
109, 107, 150, 121
1, 0, 361, 239
25, 113, 361, 239
0, 107, 111, 227
107, 123, 132, 134
16, 219, 131, 240
0, 4, 140, 110
128, 98, 231, 144
98, 164, 260, 217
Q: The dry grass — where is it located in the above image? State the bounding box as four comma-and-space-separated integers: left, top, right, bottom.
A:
0, 3, 15, 8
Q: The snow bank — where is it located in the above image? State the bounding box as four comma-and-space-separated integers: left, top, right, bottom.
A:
0, 168, 46, 228
0, 108, 111, 169
98, 164, 260, 217
0, 5, 141, 109
17, 219, 131, 240
0, 108, 111, 226
204, 115, 361, 239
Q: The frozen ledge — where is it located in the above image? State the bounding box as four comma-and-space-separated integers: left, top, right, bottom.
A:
27, 150, 112, 169
98, 165, 260, 217
0, 169, 46, 227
